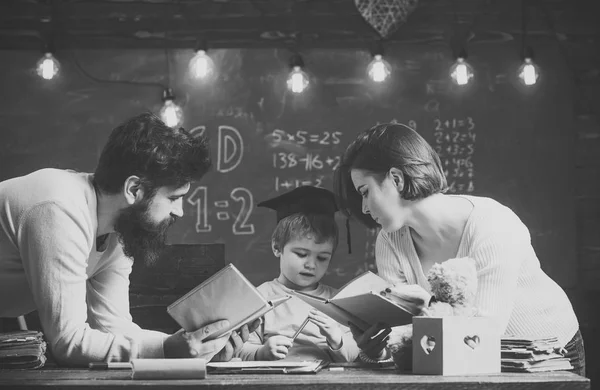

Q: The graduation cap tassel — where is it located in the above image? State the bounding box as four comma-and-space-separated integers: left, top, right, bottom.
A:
346, 218, 352, 254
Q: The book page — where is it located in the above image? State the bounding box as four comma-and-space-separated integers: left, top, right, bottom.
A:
332, 293, 414, 329
333, 271, 391, 299
293, 291, 370, 330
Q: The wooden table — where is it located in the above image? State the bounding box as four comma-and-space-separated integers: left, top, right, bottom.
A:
0, 366, 590, 390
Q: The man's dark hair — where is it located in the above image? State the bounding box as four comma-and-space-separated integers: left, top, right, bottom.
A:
93, 112, 211, 195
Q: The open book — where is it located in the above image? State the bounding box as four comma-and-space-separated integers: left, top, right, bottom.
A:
293, 271, 421, 331
167, 263, 290, 339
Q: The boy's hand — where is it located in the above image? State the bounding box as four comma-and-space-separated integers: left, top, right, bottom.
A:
257, 335, 293, 360
308, 310, 343, 350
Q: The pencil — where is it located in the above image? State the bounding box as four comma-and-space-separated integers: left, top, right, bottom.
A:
291, 317, 310, 342
89, 362, 132, 370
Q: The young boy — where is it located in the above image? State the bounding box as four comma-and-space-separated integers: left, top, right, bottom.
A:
239, 186, 359, 362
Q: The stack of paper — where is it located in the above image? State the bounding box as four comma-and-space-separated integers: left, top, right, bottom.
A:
0, 330, 47, 369
500, 336, 572, 373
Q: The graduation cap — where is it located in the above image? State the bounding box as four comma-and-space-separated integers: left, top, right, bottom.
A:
257, 186, 351, 253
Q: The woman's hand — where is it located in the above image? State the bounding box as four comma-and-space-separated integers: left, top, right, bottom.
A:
308, 310, 343, 349
348, 322, 391, 359
257, 335, 293, 360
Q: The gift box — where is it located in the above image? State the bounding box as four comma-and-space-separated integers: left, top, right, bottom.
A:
412, 316, 500, 375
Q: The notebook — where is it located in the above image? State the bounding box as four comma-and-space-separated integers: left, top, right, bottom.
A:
207, 359, 328, 374
167, 263, 290, 339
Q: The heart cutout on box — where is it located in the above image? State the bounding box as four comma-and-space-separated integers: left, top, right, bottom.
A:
464, 335, 480, 350
420, 335, 436, 354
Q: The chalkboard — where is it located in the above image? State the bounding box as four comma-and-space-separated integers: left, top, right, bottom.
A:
0, 40, 577, 289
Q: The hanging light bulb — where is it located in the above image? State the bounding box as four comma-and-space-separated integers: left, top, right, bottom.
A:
450, 49, 474, 86
188, 44, 215, 81
518, 47, 539, 86
286, 54, 309, 94
36, 52, 60, 80
159, 88, 183, 128
450, 58, 474, 86
288, 66, 309, 93
189, 50, 214, 80
367, 54, 392, 83
518, 58, 538, 86
367, 41, 392, 83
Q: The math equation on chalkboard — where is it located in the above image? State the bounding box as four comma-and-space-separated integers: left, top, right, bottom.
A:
269, 129, 343, 146
272, 152, 341, 171
268, 128, 343, 192
187, 186, 256, 236
432, 117, 476, 194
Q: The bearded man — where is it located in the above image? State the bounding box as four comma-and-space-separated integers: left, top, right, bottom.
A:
0, 113, 257, 366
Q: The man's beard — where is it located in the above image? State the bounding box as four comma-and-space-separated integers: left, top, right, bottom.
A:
114, 199, 176, 267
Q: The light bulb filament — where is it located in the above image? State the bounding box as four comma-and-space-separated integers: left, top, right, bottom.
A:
37, 52, 60, 80
164, 102, 178, 126
367, 54, 391, 83
287, 66, 309, 94
189, 50, 215, 80
42, 58, 55, 79
160, 99, 183, 128
450, 58, 473, 86
455, 64, 468, 85
519, 58, 538, 86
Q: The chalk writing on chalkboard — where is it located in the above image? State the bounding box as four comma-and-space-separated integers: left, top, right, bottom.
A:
268, 128, 344, 192
270, 129, 343, 146
432, 117, 477, 194
189, 125, 246, 173
187, 186, 256, 236
272, 152, 342, 171
217, 126, 244, 173
274, 176, 326, 191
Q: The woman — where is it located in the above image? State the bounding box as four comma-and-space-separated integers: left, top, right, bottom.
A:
333, 123, 585, 376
